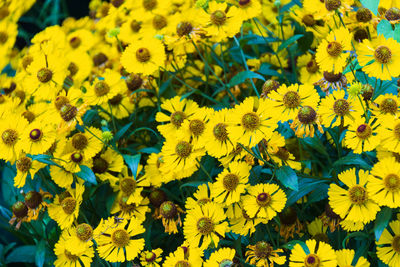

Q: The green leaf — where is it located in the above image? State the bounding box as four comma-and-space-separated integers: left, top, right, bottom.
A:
76, 165, 97, 185
277, 34, 303, 52
377, 19, 394, 39
180, 181, 206, 191
5, 246, 36, 264
228, 70, 265, 88
114, 122, 133, 141
375, 207, 392, 240
2, 166, 17, 206
123, 154, 141, 178
30, 154, 58, 166
35, 240, 46, 267
282, 240, 309, 253
361, 0, 380, 15
276, 166, 298, 191
395, 24, 400, 43
333, 154, 371, 169
287, 178, 327, 206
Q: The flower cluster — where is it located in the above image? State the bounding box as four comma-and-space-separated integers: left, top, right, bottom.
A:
1, 0, 400, 266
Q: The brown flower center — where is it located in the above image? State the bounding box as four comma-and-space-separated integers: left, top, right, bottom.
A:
171, 111, 186, 127
71, 152, 83, 163
242, 112, 260, 131
93, 53, 108, 66
136, 48, 151, 63
326, 41, 343, 57
304, 253, 321, 267
197, 217, 214, 235
323, 71, 343, 82
385, 7, 400, 21
160, 201, 177, 219
306, 59, 319, 73
0, 31, 7, 44
355, 124, 372, 139
120, 178, 137, 195
92, 157, 109, 174
130, 20, 141, 32
222, 173, 239, 191
64, 250, 78, 261
175, 261, 190, 267
325, 0, 341, 11
298, 106, 317, 124
384, 174, 400, 192
176, 21, 193, 37
175, 141, 192, 158
283, 91, 301, 109
333, 99, 350, 116
12, 201, 28, 218
112, 229, 130, 247
76, 223, 93, 241
143, 0, 157, 11
254, 241, 273, 258
379, 98, 397, 115
374, 46, 392, 64
153, 14, 167, 30
61, 197, 77, 214
348, 185, 368, 204
302, 14, 315, 26
59, 104, 78, 122
189, 119, 205, 136
354, 29, 368, 43
392, 235, 400, 253
145, 251, 157, 262
24, 191, 42, 209
2, 129, 18, 146
256, 192, 271, 207
68, 62, 79, 76
16, 157, 32, 173
71, 133, 88, 150
213, 123, 228, 141
37, 68, 53, 83
211, 10, 227, 26
356, 7, 372, 22
69, 37, 81, 49
94, 81, 110, 97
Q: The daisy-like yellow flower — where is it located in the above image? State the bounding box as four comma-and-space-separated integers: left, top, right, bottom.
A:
376, 220, 400, 267
204, 247, 236, 267
163, 245, 204, 266
368, 157, 400, 208
86, 69, 126, 106
307, 217, 328, 242
371, 93, 400, 119
185, 183, 213, 210
227, 97, 278, 147
111, 194, 150, 221
158, 200, 184, 234
94, 217, 145, 262
183, 202, 229, 250
379, 117, 400, 154
62, 223, 95, 256
242, 183, 287, 220
203, 108, 235, 158
211, 161, 250, 205
344, 117, 380, 154
290, 105, 324, 138
62, 127, 103, 158
0, 114, 28, 163
340, 219, 365, 232
336, 249, 370, 267
121, 37, 166, 76
14, 154, 45, 188
143, 153, 175, 187
140, 248, 163, 267
328, 168, 380, 224
50, 165, 75, 189
47, 184, 85, 229
66, 29, 95, 52
289, 239, 337, 267
91, 148, 124, 186
357, 35, 400, 80
268, 83, 320, 122
319, 89, 363, 128
198, 1, 243, 42
245, 241, 286, 267
54, 227, 94, 267
316, 27, 352, 74
156, 95, 200, 138
298, 54, 322, 85
20, 120, 57, 155
229, 203, 268, 236
177, 107, 211, 149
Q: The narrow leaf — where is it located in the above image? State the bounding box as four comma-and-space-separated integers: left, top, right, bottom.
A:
123, 154, 141, 178
76, 165, 97, 185
276, 166, 298, 191
278, 34, 303, 52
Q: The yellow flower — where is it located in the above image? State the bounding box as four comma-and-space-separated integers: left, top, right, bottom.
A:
94, 217, 145, 262
246, 241, 286, 266
269, 83, 320, 122
204, 247, 236, 267
185, 183, 213, 210
50, 165, 75, 189
164, 245, 204, 266
344, 116, 380, 154
139, 248, 163, 267
336, 249, 370, 267
183, 202, 229, 250
20, 120, 57, 155
14, 154, 45, 188
376, 220, 400, 267
62, 127, 103, 159
177, 107, 211, 149
227, 97, 278, 147
229, 202, 268, 236
143, 153, 176, 187
91, 148, 124, 186
110, 194, 150, 221
357, 35, 400, 80
316, 27, 352, 74
242, 183, 287, 220
211, 161, 250, 205
371, 93, 400, 119
290, 105, 324, 138
235, 0, 262, 20
0, 114, 28, 163
328, 168, 380, 224
48, 183, 85, 229
368, 157, 400, 208
379, 117, 400, 154
289, 239, 337, 267
121, 37, 166, 76
66, 29, 95, 52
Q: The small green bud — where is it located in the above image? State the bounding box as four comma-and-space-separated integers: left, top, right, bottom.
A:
102, 131, 113, 143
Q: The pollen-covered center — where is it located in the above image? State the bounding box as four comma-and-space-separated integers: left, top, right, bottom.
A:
145, 251, 157, 262
306, 59, 319, 73
302, 14, 316, 26
24, 191, 42, 209
76, 223, 93, 241
176, 21, 193, 37
374, 46, 392, 64
242, 112, 260, 131
356, 7, 372, 22
189, 119, 205, 136
60, 104, 78, 122
28, 128, 43, 141
256, 192, 272, 207
283, 91, 301, 109
61, 197, 77, 214
16, 157, 32, 173
333, 99, 350, 116
379, 98, 397, 115
136, 48, 151, 62
143, 0, 157, 11
326, 41, 343, 57
355, 124, 372, 139
0, 31, 8, 44
120, 178, 137, 195
2, 129, 18, 146
37, 68, 53, 83
348, 185, 368, 204
222, 173, 239, 191
170, 111, 186, 127
71, 152, 83, 163
94, 81, 110, 97
160, 201, 177, 219
12, 201, 28, 218
111, 229, 130, 247
71, 133, 88, 150
298, 106, 317, 124
130, 20, 142, 32
153, 14, 167, 30
211, 10, 227, 25
384, 174, 400, 192
254, 241, 273, 258
175, 141, 192, 158
304, 253, 321, 267
175, 260, 190, 267
92, 157, 109, 173
213, 123, 228, 141
197, 217, 214, 235
392, 235, 400, 253
69, 37, 81, 49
